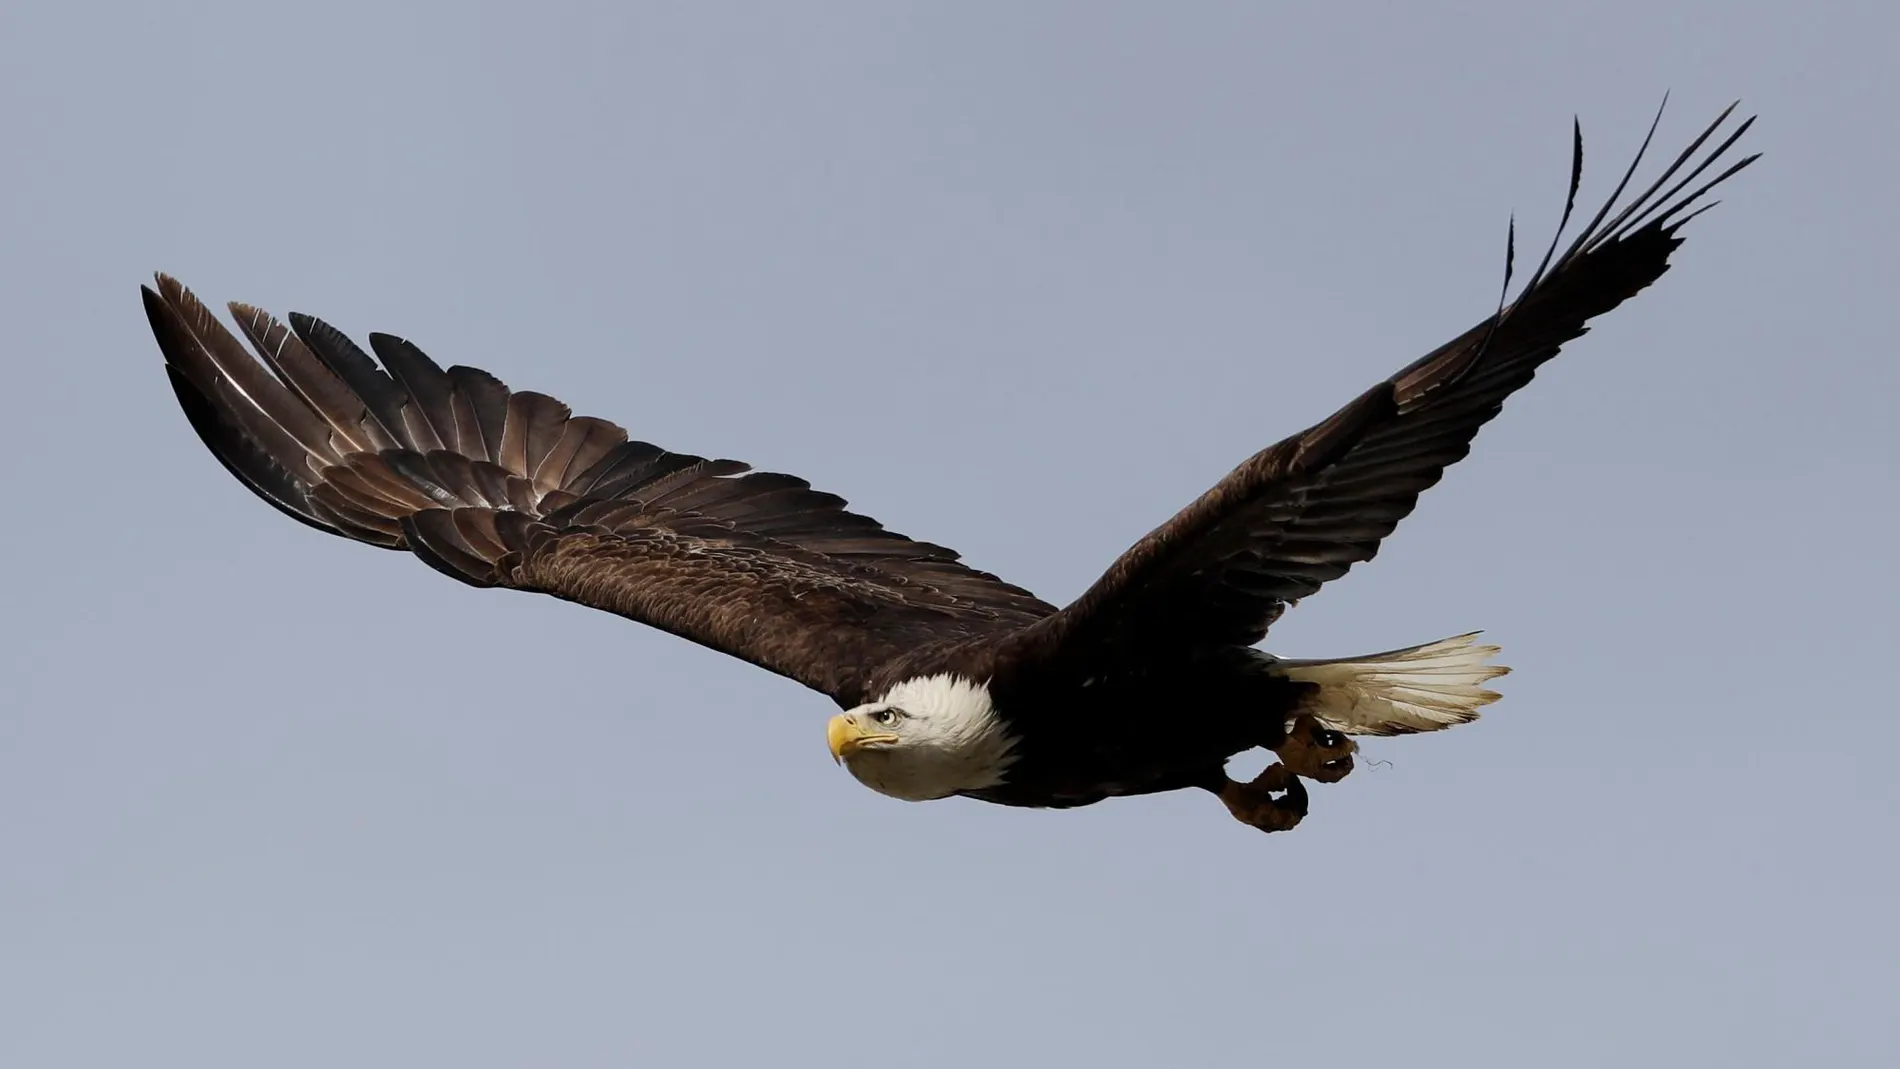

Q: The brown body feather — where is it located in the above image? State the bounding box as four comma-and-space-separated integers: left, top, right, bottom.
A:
148, 104, 1754, 809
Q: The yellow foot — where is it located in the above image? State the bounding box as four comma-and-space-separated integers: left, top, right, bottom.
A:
1216, 763, 1309, 834
1277, 715, 1357, 784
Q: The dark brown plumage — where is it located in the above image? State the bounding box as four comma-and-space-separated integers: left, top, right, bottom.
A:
1012, 104, 1757, 665
152, 278, 1054, 704
148, 103, 1755, 834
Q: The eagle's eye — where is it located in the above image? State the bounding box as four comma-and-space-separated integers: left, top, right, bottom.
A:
870, 708, 899, 726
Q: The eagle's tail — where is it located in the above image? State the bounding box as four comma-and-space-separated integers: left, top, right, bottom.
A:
1277, 633, 1510, 736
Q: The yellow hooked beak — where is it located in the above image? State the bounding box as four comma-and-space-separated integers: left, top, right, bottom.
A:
827, 714, 897, 764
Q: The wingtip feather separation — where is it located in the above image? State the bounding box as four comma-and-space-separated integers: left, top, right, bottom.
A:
1508, 98, 1757, 313
1420, 99, 1756, 399
144, 276, 1059, 624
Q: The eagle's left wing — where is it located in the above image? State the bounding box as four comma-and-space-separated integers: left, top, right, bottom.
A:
146, 277, 1054, 706
1008, 103, 1757, 665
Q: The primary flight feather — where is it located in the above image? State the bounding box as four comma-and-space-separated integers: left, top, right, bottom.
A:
148, 103, 1756, 834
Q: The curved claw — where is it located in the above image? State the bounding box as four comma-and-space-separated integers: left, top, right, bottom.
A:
1216, 763, 1309, 834
1278, 715, 1358, 784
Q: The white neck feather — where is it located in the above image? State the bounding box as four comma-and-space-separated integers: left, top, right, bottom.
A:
845, 674, 1018, 802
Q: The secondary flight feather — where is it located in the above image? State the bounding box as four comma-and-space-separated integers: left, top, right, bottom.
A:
148, 102, 1756, 834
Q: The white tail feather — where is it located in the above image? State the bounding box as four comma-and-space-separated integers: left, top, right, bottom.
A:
1278, 633, 1510, 736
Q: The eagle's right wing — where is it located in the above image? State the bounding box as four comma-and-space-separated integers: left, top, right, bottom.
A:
1008, 103, 1757, 667
147, 277, 1054, 707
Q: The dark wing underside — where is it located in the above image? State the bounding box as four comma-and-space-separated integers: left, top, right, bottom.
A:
1011, 102, 1757, 663
147, 279, 1053, 706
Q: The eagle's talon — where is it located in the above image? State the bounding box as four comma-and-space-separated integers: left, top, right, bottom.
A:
1216, 763, 1309, 833
1277, 715, 1358, 784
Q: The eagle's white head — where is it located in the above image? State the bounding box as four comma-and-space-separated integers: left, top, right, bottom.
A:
826, 674, 1018, 802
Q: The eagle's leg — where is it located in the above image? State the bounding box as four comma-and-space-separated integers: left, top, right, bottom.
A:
1274, 715, 1357, 784
1205, 762, 1309, 833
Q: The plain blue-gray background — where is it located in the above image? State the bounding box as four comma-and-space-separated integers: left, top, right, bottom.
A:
2, 3, 1894, 1066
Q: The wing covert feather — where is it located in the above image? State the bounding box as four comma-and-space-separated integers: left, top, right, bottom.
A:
149, 282, 1053, 704
1011, 103, 1757, 661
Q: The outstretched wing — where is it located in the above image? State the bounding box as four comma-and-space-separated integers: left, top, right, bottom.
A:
147, 277, 1054, 706
1013, 102, 1757, 661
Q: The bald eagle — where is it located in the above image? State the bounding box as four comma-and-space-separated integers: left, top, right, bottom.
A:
147, 103, 1754, 835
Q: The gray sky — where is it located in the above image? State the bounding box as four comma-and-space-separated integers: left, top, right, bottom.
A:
2, 3, 1894, 1066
